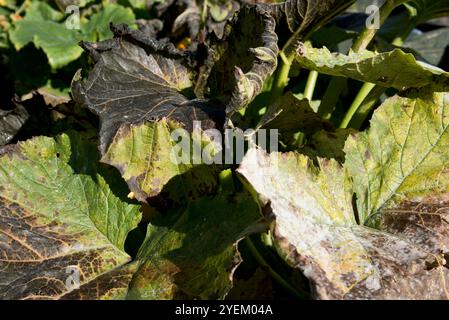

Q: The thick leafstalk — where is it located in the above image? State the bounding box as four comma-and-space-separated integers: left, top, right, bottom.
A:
304, 70, 319, 101
351, 0, 403, 52
341, 3, 419, 128
338, 0, 410, 127
347, 85, 387, 128
270, 54, 294, 103
318, 76, 346, 119
269, 1, 356, 103
340, 82, 376, 128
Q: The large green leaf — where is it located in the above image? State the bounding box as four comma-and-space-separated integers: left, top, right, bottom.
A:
8, 1, 136, 69
345, 84, 449, 225
127, 191, 264, 299
23, 1, 64, 21
100, 120, 221, 204
0, 133, 141, 299
81, 3, 135, 41
238, 147, 449, 299
8, 1, 84, 69
296, 42, 449, 89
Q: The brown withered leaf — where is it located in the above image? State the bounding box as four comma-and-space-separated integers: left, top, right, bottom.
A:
72, 10, 279, 203
203, 5, 279, 116
239, 86, 449, 300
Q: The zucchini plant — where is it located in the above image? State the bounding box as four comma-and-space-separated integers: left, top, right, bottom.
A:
0, 0, 449, 300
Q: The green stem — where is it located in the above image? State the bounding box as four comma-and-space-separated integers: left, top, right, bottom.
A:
349, 85, 386, 129
318, 77, 347, 119
269, 0, 349, 104
340, 82, 376, 128
351, 0, 401, 52
304, 70, 319, 101
270, 54, 293, 103
341, 1, 418, 128
269, 26, 318, 104
244, 237, 306, 299
391, 18, 417, 46
322, 0, 402, 121
261, 231, 273, 247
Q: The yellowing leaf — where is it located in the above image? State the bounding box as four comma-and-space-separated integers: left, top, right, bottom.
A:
239, 145, 449, 299
101, 120, 220, 203
296, 42, 449, 89
0, 133, 141, 299
345, 85, 449, 226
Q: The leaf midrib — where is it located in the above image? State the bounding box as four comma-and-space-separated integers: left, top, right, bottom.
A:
367, 97, 449, 224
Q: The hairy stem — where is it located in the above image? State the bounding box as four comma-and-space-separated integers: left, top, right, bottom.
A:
318, 77, 346, 119
323, 0, 404, 121
270, 55, 293, 103
352, 0, 402, 52
340, 82, 376, 128
349, 85, 387, 128
304, 70, 319, 101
